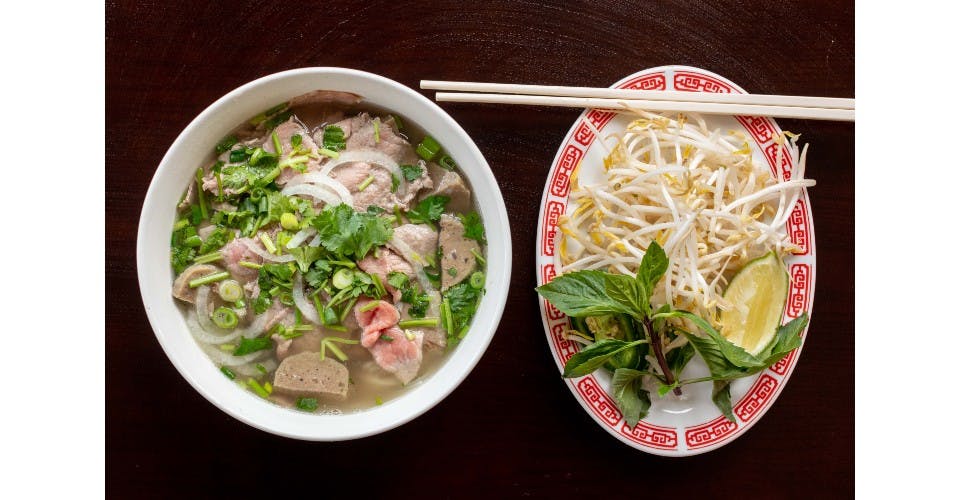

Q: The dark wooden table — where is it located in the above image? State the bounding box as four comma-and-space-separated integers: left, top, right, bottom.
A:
107, 1, 854, 497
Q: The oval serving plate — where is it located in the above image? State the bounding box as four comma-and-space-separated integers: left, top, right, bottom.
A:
535, 65, 816, 456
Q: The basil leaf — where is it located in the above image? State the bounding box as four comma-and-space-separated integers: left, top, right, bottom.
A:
674, 329, 750, 380
562, 339, 647, 378
612, 368, 651, 427
666, 343, 696, 379
636, 241, 670, 315
536, 270, 636, 318
656, 310, 765, 369
755, 313, 809, 361
604, 274, 646, 317
713, 380, 735, 422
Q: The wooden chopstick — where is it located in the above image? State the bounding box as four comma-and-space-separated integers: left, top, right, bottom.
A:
422, 80, 855, 122
422, 80, 854, 110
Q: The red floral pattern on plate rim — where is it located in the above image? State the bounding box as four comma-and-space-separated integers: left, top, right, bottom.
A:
535, 66, 817, 456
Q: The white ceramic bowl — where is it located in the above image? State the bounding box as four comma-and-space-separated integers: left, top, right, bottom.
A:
137, 68, 511, 440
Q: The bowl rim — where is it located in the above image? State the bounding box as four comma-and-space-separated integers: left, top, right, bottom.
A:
136, 67, 511, 440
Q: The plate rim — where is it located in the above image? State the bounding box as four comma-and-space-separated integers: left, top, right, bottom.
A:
534, 65, 818, 456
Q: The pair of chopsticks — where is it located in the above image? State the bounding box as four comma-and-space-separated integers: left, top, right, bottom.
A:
421, 80, 855, 122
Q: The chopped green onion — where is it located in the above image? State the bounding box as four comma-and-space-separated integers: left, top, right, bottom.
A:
256, 363, 267, 375
373, 117, 381, 144
357, 174, 376, 192
390, 173, 400, 193
272, 130, 282, 156
390, 114, 404, 131
183, 235, 203, 248
404, 329, 416, 341
321, 336, 357, 361
326, 259, 357, 268
375, 397, 383, 405
263, 381, 273, 395
393, 204, 405, 224
218, 280, 243, 302
278, 291, 295, 307
193, 251, 223, 264
296, 397, 319, 411
469, 271, 485, 290
220, 366, 236, 380
318, 148, 340, 159
239, 261, 262, 270
280, 212, 300, 231
259, 233, 278, 254
457, 324, 470, 339
258, 166, 282, 186
379, 334, 394, 342
398, 318, 439, 329
338, 296, 358, 323
441, 298, 453, 333
211, 307, 239, 329
248, 147, 265, 165
332, 268, 353, 289
358, 300, 381, 313
173, 218, 190, 231
325, 324, 348, 333
416, 136, 442, 161
439, 154, 457, 171
188, 271, 230, 288
247, 378, 270, 398
471, 248, 486, 266
219, 344, 235, 352
195, 168, 208, 220
370, 273, 386, 298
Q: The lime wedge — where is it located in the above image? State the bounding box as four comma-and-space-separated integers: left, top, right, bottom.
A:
719, 252, 789, 355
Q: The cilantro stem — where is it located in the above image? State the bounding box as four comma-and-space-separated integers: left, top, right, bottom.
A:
173, 218, 190, 231
272, 130, 282, 156
193, 251, 223, 264
398, 318, 439, 328
317, 148, 340, 159
338, 297, 358, 323
238, 261, 262, 270
358, 300, 381, 313
195, 168, 208, 220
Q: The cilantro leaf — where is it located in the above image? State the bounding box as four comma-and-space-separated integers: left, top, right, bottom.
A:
198, 226, 234, 254
322, 125, 346, 151
444, 283, 482, 333
407, 195, 449, 225
288, 246, 322, 273
311, 204, 393, 260
304, 260, 332, 288
233, 336, 272, 356
216, 135, 238, 154
400, 163, 423, 181
460, 212, 485, 242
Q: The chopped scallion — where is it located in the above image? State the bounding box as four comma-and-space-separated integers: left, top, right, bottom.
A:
188, 271, 231, 288
357, 174, 376, 192
358, 300, 381, 313
193, 251, 223, 264
332, 268, 353, 289
220, 366, 236, 380
439, 154, 457, 171
471, 248, 486, 266
318, 148, 340, 159
416, 136, 442, 161
370, 273, 386, 298
247, 378, 270, 398
263, 381, 273, 395
375, 396, 383, 405
211, 307, 239, 329
259, 233, 278, 254
255, 363, 267, 375
373, 117, 381, 144
218, 279, 243, 302
272, 130, 282, 156
469, 271, 485, 290
280, 212, 300, 231
238, 261, 262, 270
195, 168, 208, 220
173, 218, 190, 231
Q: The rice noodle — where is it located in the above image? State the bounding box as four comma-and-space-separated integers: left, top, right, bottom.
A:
199, 342, 269, 366
557, 109, 816, 323
292, 273, 321, 324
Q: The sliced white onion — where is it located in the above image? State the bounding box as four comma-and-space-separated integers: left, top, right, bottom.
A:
199, 342, 269, 366
286, 227, 317, 249
281, 183, 342, 206
242, 239, 295, 263
238, 309, 276, 339
320, 150, 405, 194
284, 173, 354, 206
232, 358, 278, 376
388, 237, 435, 291
292, 273, 321, 324
308, 234, 322, 247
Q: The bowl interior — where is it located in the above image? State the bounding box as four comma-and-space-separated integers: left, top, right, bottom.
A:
137, 68, 511, 440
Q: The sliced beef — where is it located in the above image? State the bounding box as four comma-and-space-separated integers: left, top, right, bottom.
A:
390, 224, 438, 266
367, 326, 423, 385
172, 264, 221, 303
220, 238, 262, 284
358, 249, 414, 302
288, 90, 362, 108
263, 118, 323, 186
439, 214, 480, 290
353, 298, 423, 384
272, 352, 349, 400
329, 161, 401, 212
